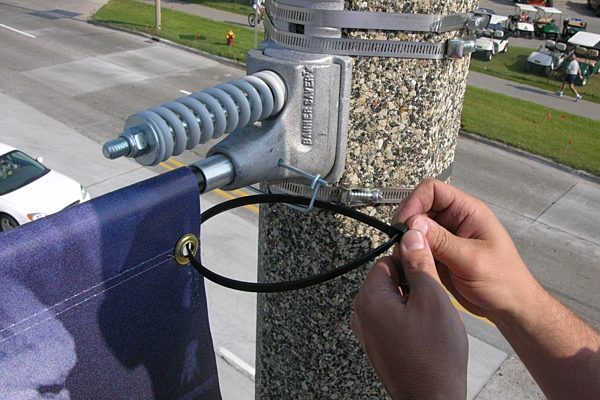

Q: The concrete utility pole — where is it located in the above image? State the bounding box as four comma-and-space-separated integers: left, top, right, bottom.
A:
155, 0, 161, 32
256, 0, 477, 398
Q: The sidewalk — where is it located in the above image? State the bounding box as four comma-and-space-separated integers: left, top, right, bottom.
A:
468, 70, 600, 121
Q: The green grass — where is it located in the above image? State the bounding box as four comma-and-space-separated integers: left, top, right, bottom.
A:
470, 45, 600, 104
179, 0, 253, 16
92, 0, 263, 62
462, 86, 600, 176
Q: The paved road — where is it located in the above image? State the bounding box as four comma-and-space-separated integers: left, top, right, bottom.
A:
1, 1, 599, 399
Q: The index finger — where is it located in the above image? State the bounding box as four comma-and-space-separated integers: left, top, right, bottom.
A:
393, 179, 465, 224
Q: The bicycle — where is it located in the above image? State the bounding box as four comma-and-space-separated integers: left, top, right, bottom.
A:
248, 9, 264, 27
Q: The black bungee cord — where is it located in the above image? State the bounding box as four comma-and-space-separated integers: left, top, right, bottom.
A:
186, 194, 408, 293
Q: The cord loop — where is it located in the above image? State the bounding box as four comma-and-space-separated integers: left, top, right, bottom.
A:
187, 194, 408, 293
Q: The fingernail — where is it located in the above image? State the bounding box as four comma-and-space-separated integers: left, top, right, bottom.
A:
402, 230, 425, 251
412, 216, 429, 235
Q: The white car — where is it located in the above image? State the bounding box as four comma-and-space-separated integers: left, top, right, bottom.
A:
0, 143, 90, 232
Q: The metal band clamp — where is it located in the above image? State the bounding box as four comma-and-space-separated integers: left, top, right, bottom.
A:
264, 0, 482, 59
264, 16, 448, 59
266, 0, 470, 33
267, 164, 453, 207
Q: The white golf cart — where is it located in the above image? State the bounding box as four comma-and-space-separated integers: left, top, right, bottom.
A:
475, 15, 510, 61
526, 39, 568, 75
509, 4, 537, 38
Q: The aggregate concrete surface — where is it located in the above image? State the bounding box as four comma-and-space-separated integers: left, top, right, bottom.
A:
0, 0, 598, 399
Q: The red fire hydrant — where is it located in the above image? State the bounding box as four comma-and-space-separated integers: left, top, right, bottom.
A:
226, 30, 235, 48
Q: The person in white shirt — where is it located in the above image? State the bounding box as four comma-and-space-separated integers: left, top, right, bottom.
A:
252, 0, 265, 17
557, 53, 583, 102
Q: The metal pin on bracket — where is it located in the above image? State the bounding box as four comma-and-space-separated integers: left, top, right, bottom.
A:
277, 160, 328, 213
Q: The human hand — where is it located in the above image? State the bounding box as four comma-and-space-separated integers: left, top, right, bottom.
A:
352, 229, 468, 400
393, 179, 543, 322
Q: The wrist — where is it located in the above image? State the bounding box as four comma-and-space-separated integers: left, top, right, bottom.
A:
385, 363, 467, 400
490, 281, 551, 338
488, 270, 548, 329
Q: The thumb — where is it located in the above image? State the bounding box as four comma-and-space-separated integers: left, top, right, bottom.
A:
398, 229, 442, 288
408, 215, 475, 275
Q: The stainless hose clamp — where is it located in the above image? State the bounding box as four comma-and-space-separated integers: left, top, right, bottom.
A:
268, 164, 454, 207
264, 0, 485, 59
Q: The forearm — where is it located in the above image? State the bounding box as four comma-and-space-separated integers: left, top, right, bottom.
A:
492, 285, 600, 399
394, 180, 600, 397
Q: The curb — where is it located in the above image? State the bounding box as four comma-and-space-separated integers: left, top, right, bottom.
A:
88, 20, 246, 72
460, 131, 600, 185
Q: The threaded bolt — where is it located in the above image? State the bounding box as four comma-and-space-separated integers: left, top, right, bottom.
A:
102, 138, 131, 159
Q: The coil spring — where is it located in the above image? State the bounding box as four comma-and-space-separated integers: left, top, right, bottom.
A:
124, 70, 286, 164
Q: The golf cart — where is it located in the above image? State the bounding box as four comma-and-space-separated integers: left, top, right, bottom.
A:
527, 40, 568, 76
533, 6, 562, 40
562, 18, 587, 42
509, 4, 536, 39
566, 32, 600, 86
475, 15, 510, 61
475, 7, 496, 14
